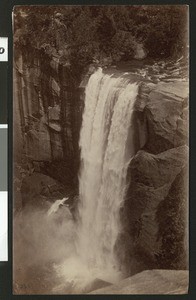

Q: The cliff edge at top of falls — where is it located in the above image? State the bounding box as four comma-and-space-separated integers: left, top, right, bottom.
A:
89, 269, 188, 294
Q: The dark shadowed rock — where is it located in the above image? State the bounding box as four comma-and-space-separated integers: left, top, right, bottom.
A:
156, 165, 188, 269
25, 127, 52, 161
14, 50, 80, 165
48, 105, 60, 121
20, 173, 66, 208
89, 270, 188, 294
120, 145, 188, 273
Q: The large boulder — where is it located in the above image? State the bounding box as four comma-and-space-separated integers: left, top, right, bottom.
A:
89, 270, 188, 294
143, 81, 188, 153
120, 145, 188, 273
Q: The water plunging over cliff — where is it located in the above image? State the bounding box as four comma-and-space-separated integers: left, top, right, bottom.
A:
77, 68, 139, 282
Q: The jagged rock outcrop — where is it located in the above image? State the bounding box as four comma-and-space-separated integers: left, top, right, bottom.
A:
89, 270, 188, 294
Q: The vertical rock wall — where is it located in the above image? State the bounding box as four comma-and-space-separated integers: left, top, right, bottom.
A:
13, 48, 83, 169
13, 48, 84, 209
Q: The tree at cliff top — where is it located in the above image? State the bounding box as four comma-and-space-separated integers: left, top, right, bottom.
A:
14, 5, 188, 75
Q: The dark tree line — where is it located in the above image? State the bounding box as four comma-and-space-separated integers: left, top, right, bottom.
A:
14, 5, 188, 75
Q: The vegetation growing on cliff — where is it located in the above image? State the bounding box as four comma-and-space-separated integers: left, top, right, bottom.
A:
14, 5, 188, 75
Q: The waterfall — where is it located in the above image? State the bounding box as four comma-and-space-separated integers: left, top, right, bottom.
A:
77, 68, 139, 282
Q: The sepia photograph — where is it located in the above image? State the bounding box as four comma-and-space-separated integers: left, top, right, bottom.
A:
13, 5, 189, 295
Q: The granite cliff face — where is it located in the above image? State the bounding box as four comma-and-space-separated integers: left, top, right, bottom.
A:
14, 49, 83, 167
13, 49, 188, 274
13, 49, 83, 205
120, 80, 188, 274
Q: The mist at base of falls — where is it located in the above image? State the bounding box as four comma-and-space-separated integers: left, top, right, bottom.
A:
14, 68, 139, 294
13, 202, 122, 294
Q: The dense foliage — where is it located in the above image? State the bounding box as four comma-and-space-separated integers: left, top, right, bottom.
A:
14, 5, 188, 74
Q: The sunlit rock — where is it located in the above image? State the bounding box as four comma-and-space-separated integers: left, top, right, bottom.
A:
89, 270, 188, 294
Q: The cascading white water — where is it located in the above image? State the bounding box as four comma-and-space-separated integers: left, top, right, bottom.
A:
54, 68, 139, 291
77, 68, 139, 282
